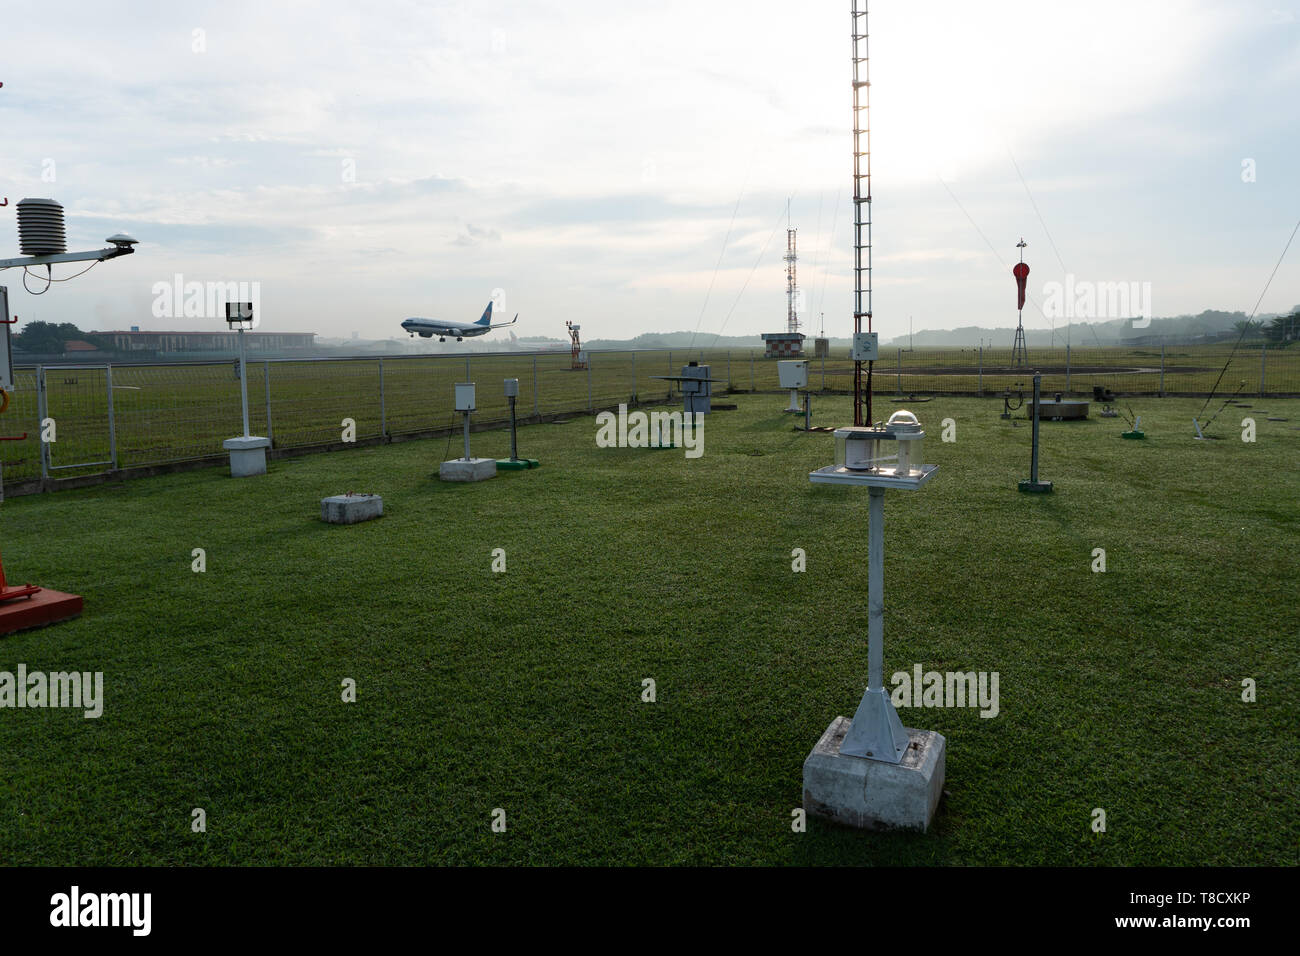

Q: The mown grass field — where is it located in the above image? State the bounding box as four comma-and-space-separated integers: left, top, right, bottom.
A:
3, 344, 1296, 486
1, 394, 1296, 866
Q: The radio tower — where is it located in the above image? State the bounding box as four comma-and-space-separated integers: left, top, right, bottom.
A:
851, 0, 873, 426
785, 228, 799, 334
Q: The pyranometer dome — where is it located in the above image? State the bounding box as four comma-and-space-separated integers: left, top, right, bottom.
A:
886, 409, 920, 430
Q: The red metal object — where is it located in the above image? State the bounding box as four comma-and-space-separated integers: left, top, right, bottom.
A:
0, 552, 83, 636
1013, 261, 1030, 310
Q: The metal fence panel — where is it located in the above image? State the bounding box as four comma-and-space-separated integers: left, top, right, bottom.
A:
2, 344, 1296, 492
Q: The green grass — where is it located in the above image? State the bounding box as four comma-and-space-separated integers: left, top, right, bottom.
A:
0, 395, 1296, 865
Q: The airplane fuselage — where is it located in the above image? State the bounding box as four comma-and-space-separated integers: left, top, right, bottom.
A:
400, 318, 491, 340
400, 301, 517, 341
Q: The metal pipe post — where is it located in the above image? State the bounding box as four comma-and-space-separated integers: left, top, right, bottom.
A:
265, 360, 274, 443
509, 395, 518, 460
1030, 373, 1042, 484
105, 364, 118, 470
868, 487, 885, 691
238, 327, 250, 437
462, 410, 471, 461
377, 358, 385, 438
37, 366, 48, 481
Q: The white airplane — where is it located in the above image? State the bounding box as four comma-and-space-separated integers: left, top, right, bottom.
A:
401, 301, 518, 342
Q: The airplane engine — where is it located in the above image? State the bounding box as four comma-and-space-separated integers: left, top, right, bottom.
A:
419, 332, 433, 338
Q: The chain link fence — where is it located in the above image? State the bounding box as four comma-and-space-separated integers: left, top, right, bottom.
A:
2, 345, 1296, 494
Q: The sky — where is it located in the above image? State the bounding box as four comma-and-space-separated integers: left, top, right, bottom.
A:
1, 0, 1297, 345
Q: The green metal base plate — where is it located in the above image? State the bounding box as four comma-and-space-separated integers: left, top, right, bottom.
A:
495, 458, 541, 470
1121, 431, 1145, 440
1018, 480, 1053, 494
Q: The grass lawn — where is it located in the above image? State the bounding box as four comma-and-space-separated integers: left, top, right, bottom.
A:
0, 394, 1296, 865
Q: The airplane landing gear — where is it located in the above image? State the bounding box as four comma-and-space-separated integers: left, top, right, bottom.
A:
456, 336, 463, 342
439, 337, 445, 342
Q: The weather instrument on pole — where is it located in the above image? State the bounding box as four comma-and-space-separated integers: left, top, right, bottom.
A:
803, 407, 946, 830
496, 377, 540, 469
1018, 373, 1053, 493
0, 193, 136, 634
1012, 239, 1029, 369
566, 320, 587, 370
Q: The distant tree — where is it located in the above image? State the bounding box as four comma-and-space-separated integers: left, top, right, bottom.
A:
14, 320, 64, 353
1263, 313, 1298, 346
1233, 319, 1264, 338
13, 320, 92, 353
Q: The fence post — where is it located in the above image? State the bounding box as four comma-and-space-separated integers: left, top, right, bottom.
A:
668, 350, 673, 375
105, 364, 118, 471
750, 353, 755, 392
978, 346, 983, 396
587, 354, 593, 409
532, 356, 539, 417
896, 348, 902, 394
1065, 344, 1071, 394
378, 358, 386, 438
726, 351, 731, 390
264, 361, 273, 444
1260, 346, 1267, 397
632, 351, 637, 402
821, 351, 826, 391
1160, 345, 1165, 396
37, 366, 48, 482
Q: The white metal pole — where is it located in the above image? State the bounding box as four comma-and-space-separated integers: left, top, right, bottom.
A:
238, 327, 250, 438
868, 487, 885, 691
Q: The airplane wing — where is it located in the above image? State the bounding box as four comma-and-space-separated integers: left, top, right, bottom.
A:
488, 313, 519, 329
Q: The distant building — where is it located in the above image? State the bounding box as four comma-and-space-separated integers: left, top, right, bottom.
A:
761, 332, 805, 358
63, 340, 100, 353
100, 330, 316, 353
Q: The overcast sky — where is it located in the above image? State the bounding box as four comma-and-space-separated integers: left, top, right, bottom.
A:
1, 0, 1297, 344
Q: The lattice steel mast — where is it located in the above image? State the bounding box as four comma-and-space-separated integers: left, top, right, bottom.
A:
785, 228, 799, 335
851, 0, 872, 426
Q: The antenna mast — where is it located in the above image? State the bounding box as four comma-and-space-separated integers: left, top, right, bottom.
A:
785, 227, 799, 335
851, 0, 872, 425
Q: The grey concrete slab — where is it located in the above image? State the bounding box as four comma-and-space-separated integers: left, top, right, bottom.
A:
803, 715, 945, 832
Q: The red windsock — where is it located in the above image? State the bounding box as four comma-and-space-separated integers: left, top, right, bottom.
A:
1013, 261, 1030, 310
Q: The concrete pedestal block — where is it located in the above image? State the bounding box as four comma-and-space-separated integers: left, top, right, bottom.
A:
439, 457, 497, 482
803, 715, 945, 832
222, 436, 271, 477
321, 494, 383, 524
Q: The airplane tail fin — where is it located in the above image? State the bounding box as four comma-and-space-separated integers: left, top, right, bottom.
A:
476, 301, 494, 326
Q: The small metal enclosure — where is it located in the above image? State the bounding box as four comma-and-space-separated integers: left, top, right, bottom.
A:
850, 331, 879, 361
455, 382, 476, 412
778, 360, 808, 389
680, 363, 711, 416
